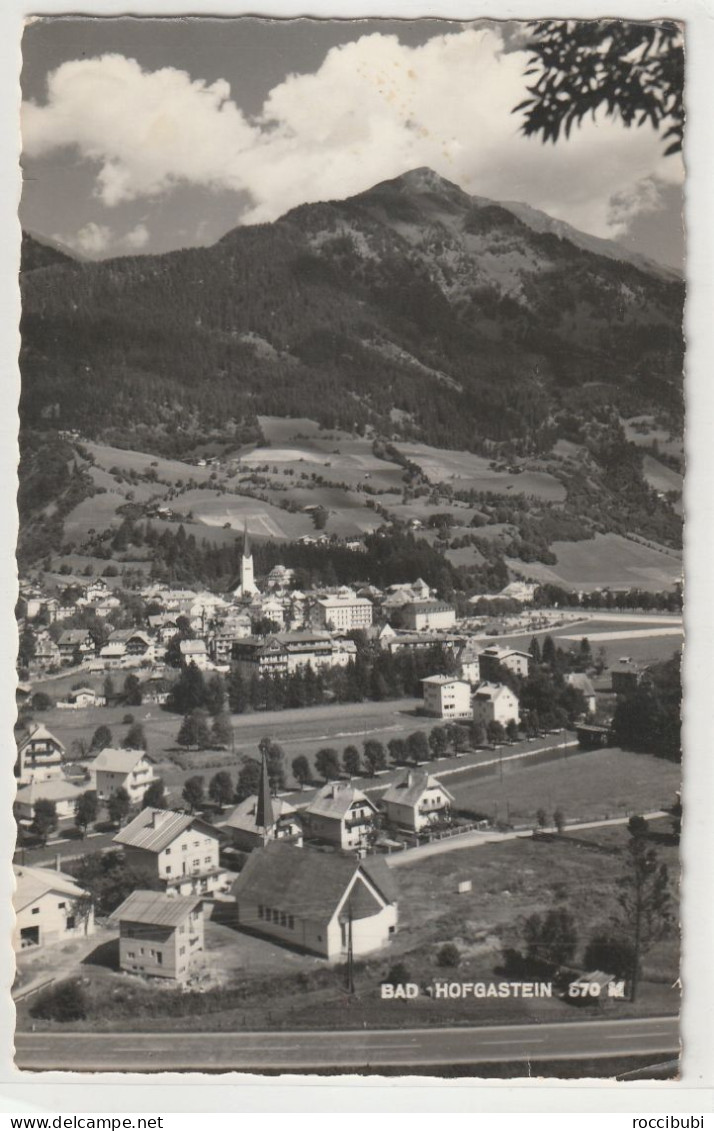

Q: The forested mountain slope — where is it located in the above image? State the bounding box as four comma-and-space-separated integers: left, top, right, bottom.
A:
20, 168, 683, 458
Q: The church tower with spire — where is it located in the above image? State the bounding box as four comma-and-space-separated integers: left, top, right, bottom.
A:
233, 519, 258, 599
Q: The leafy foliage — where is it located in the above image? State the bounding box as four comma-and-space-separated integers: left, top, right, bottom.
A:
515, 20, 684, 156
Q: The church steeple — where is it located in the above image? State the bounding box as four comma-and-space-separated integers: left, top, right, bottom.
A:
255, 750, 274, 832
243, 519, 251, 559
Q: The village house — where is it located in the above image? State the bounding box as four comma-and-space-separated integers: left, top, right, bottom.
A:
225, 758, 303, 852
113, 808, 228, 896
565, 672, 597, 714
472, 682, 521, 728
611, 665, 645, 695
386, 632, 461, 657
147, 613, 180, 644
303, 782, 378, 851
91, 747, 157, 805
398, 600, 456, 631
207, 616, 252, 663
14, 777, 86, 823
179, 638, 211, 670
380, 771, 455, 832
231, 841, 398, 961
478, 645, 531, 681
312, 589, 373, 631
57, 628, 97, 664
15, 722, 66, 785
421, 675, 472, 719
13, 863, 94, 950
112, 890, 204, 983
59, 686, 106, 709
33, 633, 61, 668
84, 579, 109, 604
264, 564, 295, 591
454, 640, 482, 684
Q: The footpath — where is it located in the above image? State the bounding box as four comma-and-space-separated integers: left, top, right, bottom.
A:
386, 809, 670, 867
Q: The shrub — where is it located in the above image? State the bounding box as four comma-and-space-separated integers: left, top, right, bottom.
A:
436, 943, 461, 968
30, 980, 87, 1023
383, 962, 411, 986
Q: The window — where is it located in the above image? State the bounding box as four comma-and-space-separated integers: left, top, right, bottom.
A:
288, 915, 295, 930
58, 902, 66, 909
179, 924, 185, 934
126, 951, 135, 959
179, 946, 186, 956
204, 856, 212, 863
165, 865, 172, 875
31, 908, 39, 915
258, 905, 264, 919
164, 848, 171, 855
66, 916, 76, 930
182, 844, 187, 851
156, 952, 162, 965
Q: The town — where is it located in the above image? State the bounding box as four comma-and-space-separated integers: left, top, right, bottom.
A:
13, 520, 682, 1046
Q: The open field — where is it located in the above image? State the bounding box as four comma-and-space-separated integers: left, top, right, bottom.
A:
508, 532, 682, 592
448, 748, 680, 826
398, 443, 566, 501
494, 614, 682, 669
642, 455, 683, 497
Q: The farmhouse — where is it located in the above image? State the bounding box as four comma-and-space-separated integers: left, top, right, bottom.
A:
112, 890, 204, 983
15, 723, 65, 785
13, 864, 94, 951
472, 683, 521, 727
14, 777, 85, 822
399, 600, 456, 631
113, 807, 228, 896
231, 841, 398, 961
303, 782, 378, 850
421, 675, 472, 719
381, 771, 454, 832
478, 645, 531, 681
91, 747, 157, 805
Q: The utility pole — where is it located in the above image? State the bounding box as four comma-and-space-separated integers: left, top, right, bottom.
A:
346, 905, 355, 996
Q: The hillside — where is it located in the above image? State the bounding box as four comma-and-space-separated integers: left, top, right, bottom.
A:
20, 168, 683, 458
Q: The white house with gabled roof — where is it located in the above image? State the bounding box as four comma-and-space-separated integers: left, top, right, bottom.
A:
113, 808, 227, 896
381, 771, 454, 832
91, 748, 157, 804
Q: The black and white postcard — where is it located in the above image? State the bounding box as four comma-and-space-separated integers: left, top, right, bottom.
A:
11, 14, 689, 1081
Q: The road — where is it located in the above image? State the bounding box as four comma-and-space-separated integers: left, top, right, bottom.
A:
14, 1016, 678, 1072
387, 809, 669, 866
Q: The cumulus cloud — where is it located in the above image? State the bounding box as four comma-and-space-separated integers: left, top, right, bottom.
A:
123, 222, 150, 249
55, 220, 151, 258
56, 221, 113, 257
607, 176, 668, 238
23, 29, 684, 242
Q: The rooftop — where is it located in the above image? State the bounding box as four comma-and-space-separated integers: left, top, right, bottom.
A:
113, 807, 221, 854
110, 889, 203, 928
231, 841, 397, 921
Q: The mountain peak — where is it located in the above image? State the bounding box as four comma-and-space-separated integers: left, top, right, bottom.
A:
391, 167, 461, 194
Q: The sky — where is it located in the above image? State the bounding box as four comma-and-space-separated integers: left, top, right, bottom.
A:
19, 17, 685, 268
